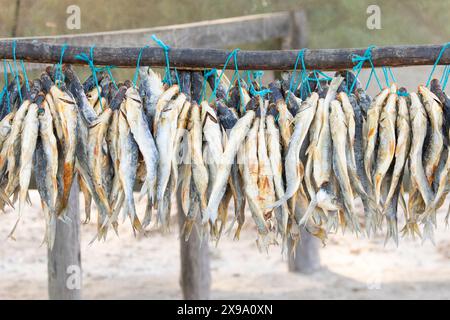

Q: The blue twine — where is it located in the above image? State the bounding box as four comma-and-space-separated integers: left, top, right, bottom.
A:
397, 90, 409, 97
388, 67, 397, 83
252, 71, 264, 88
174, 67, 181, 92
54, 43, 68, 88
75, 46, 103, 110
132, 46, 149, 87
151, 34, 174, 86
200, 68, 217, 103
382, 67, 390, 87
96, 65, 118, 90
307, 70, 332, 90
345, 71, 349, 94
231, 51, 246, 112
245, 70, 271, 97
225, 69, 239, 97
382, 66, 397, 88
349, 45, 383, 93
2, 60, 10, 113
426, 42, 450, 88
209, 49, 242, 104
0, 86, 6, 106
12, 40, 23, 103
285, 49, 308, 104
19, 60, 30, 92
439, 65, 449, 91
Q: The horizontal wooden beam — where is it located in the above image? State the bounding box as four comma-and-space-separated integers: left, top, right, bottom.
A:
0, 41, 448, 71
0, 11, 300, 73
0, 12, 292, 48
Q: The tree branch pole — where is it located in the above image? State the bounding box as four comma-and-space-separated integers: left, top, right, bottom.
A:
0, 41, 448, 70
48, 180, 82, 300
177, 188, 211, 300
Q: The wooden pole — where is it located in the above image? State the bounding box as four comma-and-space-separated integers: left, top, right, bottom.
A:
47, 180, 82, 300
283, 13, 321, 274
287, 227, 321, 274
0, 41, 448, 70
177, 188, 211, 300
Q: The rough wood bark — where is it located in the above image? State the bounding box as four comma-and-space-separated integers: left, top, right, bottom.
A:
47, 180, 81, 300
0, 41, 448, 71
177, 188, 211, 300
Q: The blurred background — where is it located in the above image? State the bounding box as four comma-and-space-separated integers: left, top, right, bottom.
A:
0, 0, 449, 299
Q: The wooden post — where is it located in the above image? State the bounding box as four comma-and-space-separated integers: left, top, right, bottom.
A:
281, 10, 308, 52
287, 226, 321, 274
283, 11, 321, 274
177, 188, 211, 300
47, 180, 82, 300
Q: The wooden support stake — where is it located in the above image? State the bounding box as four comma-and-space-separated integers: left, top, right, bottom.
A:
282, 10, 321, 275
177, 189, 211, 300
288, 228, 321, 274
47, 180, 82, 300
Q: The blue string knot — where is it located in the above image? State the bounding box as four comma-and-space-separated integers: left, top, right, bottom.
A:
200, 68, 217, 103
285, 48, 309, 104
54, 43, 68, 88
75, 46, 103, 110
12, 40, 23, 103
349, 45, 382, 93
151, 34, 176, 86
210, 49, 244, 110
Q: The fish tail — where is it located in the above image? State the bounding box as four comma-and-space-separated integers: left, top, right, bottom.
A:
8, 191, 27, 240
421, 218, 436, 245
233, 223, 243, 241
138, 182, 148, 202
325, 211, 339, 233
305, 224, 327, 246
299, 196, 318, 226
421, 202, 437, 222
131, 214, 143, 235
0, 189, 13, 209
400, 219, 422, 239
445, 205, 450, 227
142, 197, 153, 229
181, 218, 195, 241
256, 232, 277, 252
384, 216, 399, 247
83, 193, 92, 224
364, 208, 378, 238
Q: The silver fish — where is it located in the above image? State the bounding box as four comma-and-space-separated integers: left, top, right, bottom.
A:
204, 109, 255, 223
124, 87, 159, 209
268, 92, 318, 209
10, 103, 39, 239
363, 88, 390, 185
117, 110, 142, 233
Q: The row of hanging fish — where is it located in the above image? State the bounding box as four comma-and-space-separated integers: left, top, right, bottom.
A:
0, 63, 449, 251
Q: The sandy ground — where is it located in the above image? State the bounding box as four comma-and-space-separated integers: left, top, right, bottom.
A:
1, 191, 450, 300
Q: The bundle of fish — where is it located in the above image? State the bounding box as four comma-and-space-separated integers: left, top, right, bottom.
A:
0, 63, 448, 250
